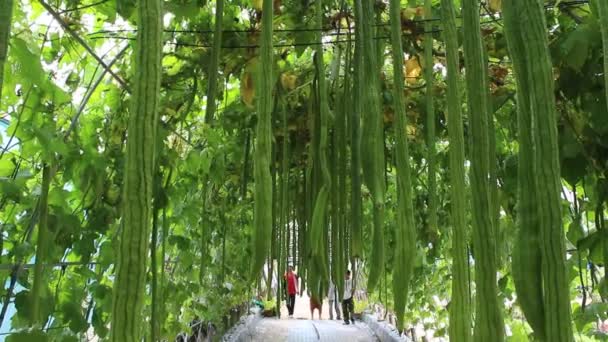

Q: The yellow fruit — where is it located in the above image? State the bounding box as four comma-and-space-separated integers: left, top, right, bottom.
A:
241, 72, 255, 108
404, 56, 422, 84
280, 73, 297, 90
252, 0, 262, 11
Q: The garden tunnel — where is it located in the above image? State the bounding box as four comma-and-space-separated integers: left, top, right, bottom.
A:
1, 0, 608, 341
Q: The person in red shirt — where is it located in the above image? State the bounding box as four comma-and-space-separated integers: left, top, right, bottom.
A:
284, 265, 298, 318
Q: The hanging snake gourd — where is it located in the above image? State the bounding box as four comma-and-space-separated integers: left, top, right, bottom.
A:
440, 0, 472, 340
250, 0, 274, 280
360, 0, 386, 294
204, 0, 224, 124
111, 0, 162, 339
502, 5, 545, 340
597, 0, 608, 115
461, 0, 504, 340
31, 165, 51, 325
0, 0, 13, 102
336, 37, 351, 302
389, 0, 417, 331
424, 0, 437, 239
310, 0, 331, 290
503, 1, 573, 340
350, 0, 364, 259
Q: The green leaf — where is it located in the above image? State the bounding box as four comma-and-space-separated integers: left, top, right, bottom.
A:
577, 230, 602, 251
0, 158, 16, 177
561, 25, 591, 71
0, 179, 22, 202
10, 38, 45, 85
567, 219, 585, 245
6, 330, 49, 342
61, 301, 88, 333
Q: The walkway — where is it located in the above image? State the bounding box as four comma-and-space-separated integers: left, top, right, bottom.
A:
249, 318, 379, 342
245, 293, 379, 341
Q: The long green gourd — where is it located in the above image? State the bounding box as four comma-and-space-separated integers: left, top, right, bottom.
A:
461, 0, 504, 340
388, 0, 417, 331
278, 94, 289, 316
439, 0, 471, 339
310, 0, 331, 290
0, 0, 13, 102
360, 0, 386, 294
330, 131, 339, 287
160, 207, 169, 330
503, 1, 573, 340
350, 0, 363, 259
598, 0, 608, 114
151, 202, 160, 341
336, 37, 351, 301
111, 0, 162, 339
31, 165, 51, 325
299, 168, 308, 292
329, 40, 344, 298
501, 6, 545, 340
250, 0, 273, 279
204, 0, 225, 124
330, 127, 339, 288
199, 178, 209, 285
488, 116, 500, 266
424, 0, 437, 237
485, 48, 500, 268
329, 40, 340, 288
269, 163, 277, 301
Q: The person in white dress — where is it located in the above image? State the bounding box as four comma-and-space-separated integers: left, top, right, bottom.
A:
327, 279, 341, 320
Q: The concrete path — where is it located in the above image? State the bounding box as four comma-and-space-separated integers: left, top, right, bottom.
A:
245, 293, 379, 342
248, 318, 378, 342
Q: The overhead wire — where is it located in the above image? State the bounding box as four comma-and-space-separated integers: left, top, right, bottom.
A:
79, 0, 588, 50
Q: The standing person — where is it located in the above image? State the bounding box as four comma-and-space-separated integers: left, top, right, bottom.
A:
342, 270, 355, 325
284, 265, 298, 318
327, 279, 341, 320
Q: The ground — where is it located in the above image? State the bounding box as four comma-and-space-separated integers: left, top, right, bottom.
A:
246, 293, 379, 341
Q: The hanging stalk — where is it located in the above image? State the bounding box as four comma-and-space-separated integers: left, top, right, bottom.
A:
503, 0, 573, 340
440, 0, 471, 340
278, 94, 289, 317
461, 0, 504, 340
268, 163, 277, 301
220, 206, 228, 284
300, 167, 309, 295
0, 0, 13, 102
150, 169, 170, 341
310, 0, 331, 296
350, 0, 363, 259
150, 203, 160, 341
329, 38, 343, 297
30, 164, 51, 325
242, 131, 251, 199
204, 0, 224, 124
360, 0, 386, 294
485, 57, 500, 268
597, 0, 608, 114
159, 172, 172, 333
336, 35, 351, 301
199, 179, 209, 285
111, 0, 162, 339
389, 0, 417, 332
424, 0, 437, 238
250, 0, 274, 279
331, 128, 339, 284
